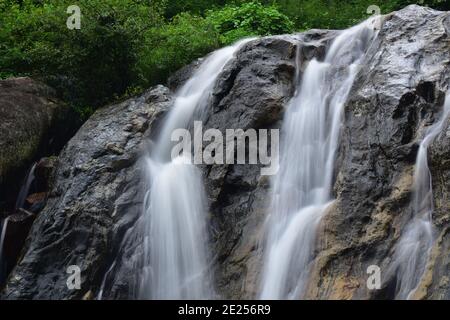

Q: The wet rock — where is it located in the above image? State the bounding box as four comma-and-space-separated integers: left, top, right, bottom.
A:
2, 5, 449, 301
0, 209, 36, 286
0, 78, 71, 209
422, 115, 450, 299
304, 5, 450, 300
34, 157, 57, 192
201, 34, 332, 299
25, 193, 47, 214
167, 58, 203, 91
0, 86, 172, 299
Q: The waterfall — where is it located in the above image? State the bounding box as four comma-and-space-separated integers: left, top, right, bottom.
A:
141, 39, 256, 299
0, 162, 37, 285
389, 91, 450, 300
0, 217, 10, 283
14, 162, 37, 210
140, 40, 253, 299
259, 18, 380, 299
99, 39, 252, 299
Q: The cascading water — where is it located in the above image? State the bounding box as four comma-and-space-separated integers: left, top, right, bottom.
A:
0, 217, 9, 283
14, 162, 37, 210
99, 39, 252, 299
389, 91, 450, 300
0, 162, 36, 284
259, 18, 380, 299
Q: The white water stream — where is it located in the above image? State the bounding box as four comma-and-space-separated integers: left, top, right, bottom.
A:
389, 91, 450, 299
0, 162, 36, 284
99, 39, 252, 299
260, 18, 380, 299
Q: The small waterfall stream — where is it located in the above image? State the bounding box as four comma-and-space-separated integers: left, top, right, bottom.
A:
0, 162, 37, 284
0, 217, 9, 283
389, 91, 450, 299
99, 39, 252, 299
260, 18, 380, 299
14, 162, 37, 210
140, 40, 254, 299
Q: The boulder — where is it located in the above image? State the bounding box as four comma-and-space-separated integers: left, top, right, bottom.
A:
0, 86, 172, 299
304, 5, 450, 300
0, 77, 70, 210
200, 33, 333, 299
1, 5, 449, 300
0, 209, 36, 285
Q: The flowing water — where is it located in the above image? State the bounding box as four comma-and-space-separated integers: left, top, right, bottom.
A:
15, 162, 37, 210
141, 40, 254, 299
99, 39, 252, 299
259, 18, 380, 299
0, 162, 37, 284
0, 217, 10, 283
93, 16, 448, 301
389, 91, 450, 299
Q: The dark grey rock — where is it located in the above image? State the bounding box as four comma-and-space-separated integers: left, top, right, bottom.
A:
167, 58, 203, 92
304, 5, 450, 299
201, 34, 332, 298
0, 86, 172, 299
2, 5, 450, 300
0, 77, 70, 210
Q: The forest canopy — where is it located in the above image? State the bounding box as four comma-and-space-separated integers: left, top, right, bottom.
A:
0, 0, 448, 120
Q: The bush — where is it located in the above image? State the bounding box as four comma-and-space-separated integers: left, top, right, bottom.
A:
135, 1, 295, 87
136, 12, 221, 88
0, 0, 163, 115
206, 1, 294, 45
394, 0, 450, 10
272, 0, 449, 30
1, 0, 446, 122
164, 0, 229, 18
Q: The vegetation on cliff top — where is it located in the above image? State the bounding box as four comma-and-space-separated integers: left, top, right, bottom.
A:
0, 0, 448, 120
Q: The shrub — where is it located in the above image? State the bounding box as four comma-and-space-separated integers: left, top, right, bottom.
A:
136, 12, 221, 88
0, 0, 163, 114
206, 1, 294, 45
1, 0, 446, 122
272, 0, 449, 31
164, 0, 228, 18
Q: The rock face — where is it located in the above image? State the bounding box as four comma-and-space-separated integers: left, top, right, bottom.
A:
202, 36, 299, 299
201, 33, 335, 299
1, 86, 171, 299
303, 5, 450, 300
1, 5, 450, 300
0, 77, 70, 209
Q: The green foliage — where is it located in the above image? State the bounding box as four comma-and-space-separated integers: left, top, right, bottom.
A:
72, 105, 94, 122
0, 0, 163, 116
395, 0, 450, 10
137, 12, 220, 87
0, 0, 448, 122
206, 1, 294, 45
164, 0, 228, 18
272, 0, 384, 30
273, 0, 449, 30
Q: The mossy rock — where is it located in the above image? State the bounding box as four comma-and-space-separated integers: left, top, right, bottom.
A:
0, 77, 70, 208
